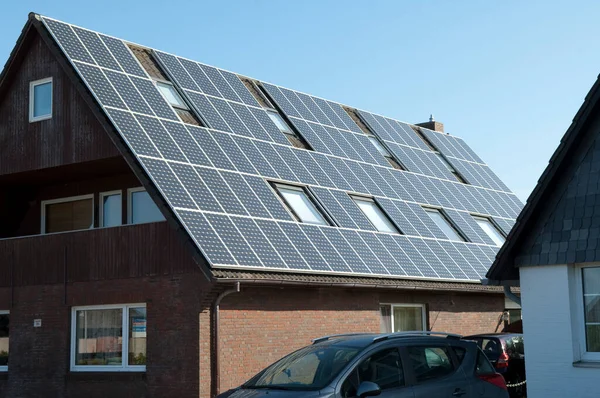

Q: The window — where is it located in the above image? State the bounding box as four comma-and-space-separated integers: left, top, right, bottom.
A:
128, 188, 165, 225
413, 127, 468, 183
352, 196, 399, 233
268, 110, 294, 135
71, 304, 146, 371
341, 348, 404, 397
380, 304, 426, 332
244, 344, 360, 390
0, 311, 8, 371
367, 135, 405, 170
41, 195, 94, 234
156, 81, 188, 109
29, 77, 53, 122
100, 191, 122, 228
407, 346, 454, 383
473, 216, 505, 246
273, 184, 329, 225
580, 266, 600, 357
475, 348, 495, 375
424, 208, 465, 241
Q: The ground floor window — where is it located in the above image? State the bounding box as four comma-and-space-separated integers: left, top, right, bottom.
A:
0, 311, 8, 371
580, 266, 600, 356
380, 304, 426, 333
71, 304, 146, 371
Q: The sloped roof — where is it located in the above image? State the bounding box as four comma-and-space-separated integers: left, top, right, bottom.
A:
20, 13, 522, 284
487, 72, 600, 283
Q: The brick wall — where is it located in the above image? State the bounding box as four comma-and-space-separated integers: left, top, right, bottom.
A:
212, 285, 505, 396
0, 273, 209, 398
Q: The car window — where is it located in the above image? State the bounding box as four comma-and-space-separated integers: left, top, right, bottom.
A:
341, 348, 404, 397
453, 346, 466, 365
504, 336, 524, 357
481, 338, 501, 356
475, 348, 495, 375
407, 346, 454, 383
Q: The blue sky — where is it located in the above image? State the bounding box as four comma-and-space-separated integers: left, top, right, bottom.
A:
2, 1, 598, 202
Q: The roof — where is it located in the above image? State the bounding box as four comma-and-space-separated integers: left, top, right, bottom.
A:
486, 73, 600, 283
15, 14, 522, 285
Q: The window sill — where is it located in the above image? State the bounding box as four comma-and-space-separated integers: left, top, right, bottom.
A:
66, 372, 146, 382
573, 361, 600, 368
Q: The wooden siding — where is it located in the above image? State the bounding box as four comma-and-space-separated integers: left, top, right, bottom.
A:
0, 29, 119, 176
0, 221, 201, 287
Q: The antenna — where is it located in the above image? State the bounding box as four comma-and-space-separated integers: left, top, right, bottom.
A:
429, 114, 434, 122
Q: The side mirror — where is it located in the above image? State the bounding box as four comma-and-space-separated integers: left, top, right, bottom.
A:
356, 381, 381, 398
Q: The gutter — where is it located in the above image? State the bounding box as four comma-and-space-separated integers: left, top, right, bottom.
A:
503, 285, 521, 306
211, 282, 240, 397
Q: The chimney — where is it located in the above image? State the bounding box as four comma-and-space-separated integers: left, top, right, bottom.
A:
416, 114, 444, 133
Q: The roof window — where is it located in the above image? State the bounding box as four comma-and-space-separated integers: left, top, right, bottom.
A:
273, 184, 329, 225
413, 127, 467, 183
351, 196, 399, 233
473, 216, 506, 246
423, 208, 466, 241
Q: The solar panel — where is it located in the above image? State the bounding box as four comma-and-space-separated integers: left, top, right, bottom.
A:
42, 16, 522, 283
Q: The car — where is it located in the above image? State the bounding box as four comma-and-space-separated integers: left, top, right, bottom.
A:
218, 331, 508, 398
462, 334, 525, 398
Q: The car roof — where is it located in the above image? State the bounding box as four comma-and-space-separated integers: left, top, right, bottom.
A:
312, 331, 465, 349
463, 333, 522, 339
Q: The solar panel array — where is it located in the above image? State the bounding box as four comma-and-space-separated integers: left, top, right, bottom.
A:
41, 16, 522, 281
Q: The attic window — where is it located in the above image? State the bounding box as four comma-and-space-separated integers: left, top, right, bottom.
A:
473, 216, 505, 246
273, 184, 329, 225
423, 208, 466, 242
344, 106, 405, 171
351, 196, 399, 233
413, 127, 468, 184
243, 78, 312, 150
29, 78, 53, 122
157, 81, 187, 109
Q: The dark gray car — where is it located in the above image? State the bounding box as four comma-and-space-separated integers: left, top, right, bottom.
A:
218, 332, 509, 398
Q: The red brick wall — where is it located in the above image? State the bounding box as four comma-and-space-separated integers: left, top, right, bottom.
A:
0, 274, 210, 398
211, 286, 504, 397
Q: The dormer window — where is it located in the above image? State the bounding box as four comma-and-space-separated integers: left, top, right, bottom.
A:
29, 77, 53, 122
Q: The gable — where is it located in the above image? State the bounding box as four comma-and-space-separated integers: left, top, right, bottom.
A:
511, 108, 600, 267
0, 26, 120, 176
34, 14, 522, 283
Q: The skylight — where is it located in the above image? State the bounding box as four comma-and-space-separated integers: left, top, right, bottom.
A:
352, 196, 399, 233
473, 216, 506, 246
274, 184, 329, 225
424, 208, 465, 241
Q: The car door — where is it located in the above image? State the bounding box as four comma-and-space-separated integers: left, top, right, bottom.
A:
338, 347, 414, 398
403, 344, 471, 398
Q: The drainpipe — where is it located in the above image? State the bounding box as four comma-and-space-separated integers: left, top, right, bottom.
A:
504, 285, 521, 306
211, 282, 240, 398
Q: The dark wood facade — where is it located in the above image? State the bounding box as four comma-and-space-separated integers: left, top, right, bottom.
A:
0, 27, 119, 177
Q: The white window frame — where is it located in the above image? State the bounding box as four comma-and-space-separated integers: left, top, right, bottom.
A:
384, 303, 427, 332
70, 303, 146, 372
351, 195, 399, 233
423, 207, 466, 242
29, 77, 53, 122
272, 183, 329, 225
575, 265, 600, 362
0, 310, 8, 372
40, 194, 95, 234
267, 110, 294, 135
155, 80, 188, 110
99, 190, 123, 228
472, 215, 506, 246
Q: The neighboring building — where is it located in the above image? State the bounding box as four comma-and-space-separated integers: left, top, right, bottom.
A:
487, 73, 600, 395
0, 13, 522, 398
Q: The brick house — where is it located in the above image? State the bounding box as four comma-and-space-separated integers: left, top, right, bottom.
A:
0, 13, 521, 398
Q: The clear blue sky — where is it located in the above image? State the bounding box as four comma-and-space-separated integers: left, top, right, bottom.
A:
2, 1, 598, 202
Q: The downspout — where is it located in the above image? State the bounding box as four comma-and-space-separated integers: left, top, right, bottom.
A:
504, 285, 521, 306
211, 282, 240, 397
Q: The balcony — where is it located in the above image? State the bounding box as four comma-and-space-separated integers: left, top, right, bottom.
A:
0, 222, 200, 288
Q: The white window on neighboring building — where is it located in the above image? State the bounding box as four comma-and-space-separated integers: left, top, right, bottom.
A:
379, 304, 426, 333
577, 266, 600, 361
29, 77, 53, 122
351, 196, 399, 233
424, 208, 465, 242
100, 191, 122, 228
41, 195, 94, 234
0, 310, 8, 372
127, 188, 165, 225
71, 304, 146, 371
273, 184, 329, 225
473, 216, 506, 246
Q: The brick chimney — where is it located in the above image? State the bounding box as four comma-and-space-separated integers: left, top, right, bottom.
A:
416, 114, 444, 133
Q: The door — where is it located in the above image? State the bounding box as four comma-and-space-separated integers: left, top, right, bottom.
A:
404, 345, 471, 398
339, 347, 414, 398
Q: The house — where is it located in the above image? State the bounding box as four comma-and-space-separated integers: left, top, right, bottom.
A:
0, 13, 522, 398
486, 70, 600, 395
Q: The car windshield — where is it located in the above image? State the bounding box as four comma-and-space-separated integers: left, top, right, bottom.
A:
243, 343, 361, 390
